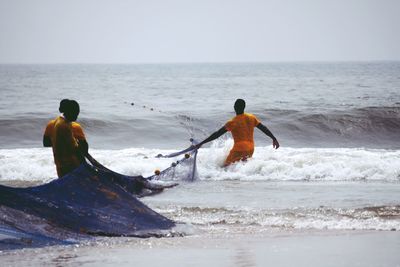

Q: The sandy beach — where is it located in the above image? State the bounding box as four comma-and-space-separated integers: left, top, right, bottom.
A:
1, 229, 399, 267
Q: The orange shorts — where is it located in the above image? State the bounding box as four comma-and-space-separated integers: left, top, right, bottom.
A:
224, 149, 254, 166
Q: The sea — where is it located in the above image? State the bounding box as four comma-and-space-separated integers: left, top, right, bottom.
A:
0, 62, 400, 240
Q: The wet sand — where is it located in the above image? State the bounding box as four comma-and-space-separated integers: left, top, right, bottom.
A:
1, 230, 399, 267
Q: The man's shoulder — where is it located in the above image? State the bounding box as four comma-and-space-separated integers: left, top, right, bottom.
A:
46, 119, 56, 126
48, 116, 61, 123
46, 117, 60, 129
54, 116, 65, 123
71, 122, 83, 128
71, 122, 85, 139
244, 113, 261, 126
243, 113, 257, 120
54, 117, 72, 130
44, 119, 56, 135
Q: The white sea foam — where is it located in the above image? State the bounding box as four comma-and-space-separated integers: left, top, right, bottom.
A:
0, 148, 56, 183
197, 139, 400, 182
0, 140, 399, 183
157, 205, 400, 231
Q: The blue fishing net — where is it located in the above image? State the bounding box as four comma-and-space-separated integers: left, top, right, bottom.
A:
0, 141, 199, 250
0, 162, 177, 250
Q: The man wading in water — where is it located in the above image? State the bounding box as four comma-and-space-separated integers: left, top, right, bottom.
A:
195, 99, 279, 166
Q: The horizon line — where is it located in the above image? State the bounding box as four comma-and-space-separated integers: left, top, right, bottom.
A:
1, 59, 400, 65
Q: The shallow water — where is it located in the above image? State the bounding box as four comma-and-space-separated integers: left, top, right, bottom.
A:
1, 231, 400, 267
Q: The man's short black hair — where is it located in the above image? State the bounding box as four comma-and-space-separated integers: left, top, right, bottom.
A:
63, 100, 80, 121
234, 99, 246, 114
67, 100, 80, 114
59, 99, 70, 113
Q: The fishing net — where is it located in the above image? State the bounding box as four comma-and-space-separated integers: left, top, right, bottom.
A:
0, 141, 199, 250
152, 138, 199, 182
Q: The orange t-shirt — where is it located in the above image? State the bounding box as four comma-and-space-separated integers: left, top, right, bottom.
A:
44, 116, 85, 177
44, 118, 86, 141
224, 113, 261, 152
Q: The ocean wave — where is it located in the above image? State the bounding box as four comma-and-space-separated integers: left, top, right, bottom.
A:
0, 143, 399, 183
257, 106, 400, 148
1, 106, 399, 149
0, 113, 189, 149
158, 205, 400, 231
291, 106, 400, 135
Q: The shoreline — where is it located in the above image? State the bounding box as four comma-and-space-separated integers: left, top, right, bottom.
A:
1, 229, 399, 267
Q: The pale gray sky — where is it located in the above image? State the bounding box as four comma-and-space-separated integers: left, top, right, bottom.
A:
0, 0, 399, 63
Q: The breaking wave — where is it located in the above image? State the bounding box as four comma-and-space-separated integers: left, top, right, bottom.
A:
0, 143, 399, 184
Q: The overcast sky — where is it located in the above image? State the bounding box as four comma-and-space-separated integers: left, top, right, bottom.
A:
0, 0, 399, 63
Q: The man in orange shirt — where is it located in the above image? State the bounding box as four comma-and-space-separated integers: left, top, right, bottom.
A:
43, 99, 89, 177
195, 99, 279, 166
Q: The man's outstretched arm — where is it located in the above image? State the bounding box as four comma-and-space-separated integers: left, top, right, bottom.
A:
195, 126, 227, 149
256, 123, 280, 149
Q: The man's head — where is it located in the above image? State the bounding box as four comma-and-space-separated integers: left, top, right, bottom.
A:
59, 99, 70, 113
63, 100, 80, 121
234, 99, 246, 114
